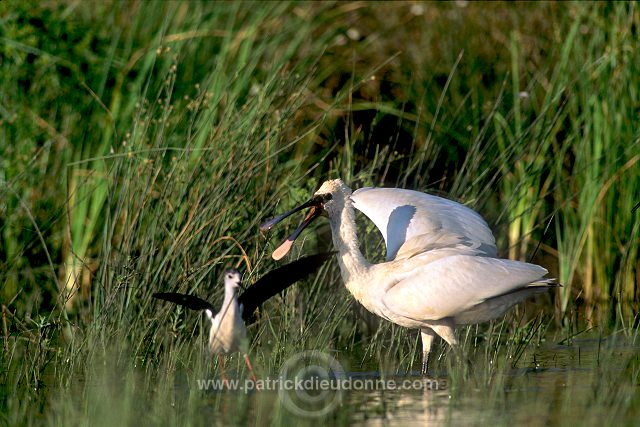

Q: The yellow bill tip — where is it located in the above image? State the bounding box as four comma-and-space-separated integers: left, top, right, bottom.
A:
272, 240, 293, 261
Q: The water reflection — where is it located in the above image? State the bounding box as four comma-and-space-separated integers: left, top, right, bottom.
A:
346, 387, 451, 426
183, 335, 639, 425
337, 336, 640, 425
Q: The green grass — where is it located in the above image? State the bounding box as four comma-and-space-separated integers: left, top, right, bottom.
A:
1, 1, 639, 425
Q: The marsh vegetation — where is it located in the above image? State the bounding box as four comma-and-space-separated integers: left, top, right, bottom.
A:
1, 1, 639, 425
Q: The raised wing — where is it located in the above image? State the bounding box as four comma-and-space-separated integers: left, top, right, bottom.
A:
351, 187, 497, 261
380, 255, 548, 322
238, 252, 332, 322
152, 292, 215, 312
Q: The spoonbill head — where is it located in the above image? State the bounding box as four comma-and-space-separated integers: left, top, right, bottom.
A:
261, 178, 558, 374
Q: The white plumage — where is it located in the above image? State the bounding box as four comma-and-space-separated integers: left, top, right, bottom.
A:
262, 178, 558, 374
153, 254, 331, 381
205, 269, 247, 354
351, 187, 497, 260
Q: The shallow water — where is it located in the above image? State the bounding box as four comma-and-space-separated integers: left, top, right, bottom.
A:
189, 334, 640, 426
24, 333, 637, 426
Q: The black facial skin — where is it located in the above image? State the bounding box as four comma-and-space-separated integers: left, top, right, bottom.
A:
260, 193, 333, 260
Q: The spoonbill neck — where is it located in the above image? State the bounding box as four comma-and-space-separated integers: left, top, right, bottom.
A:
328, 197, 371, 284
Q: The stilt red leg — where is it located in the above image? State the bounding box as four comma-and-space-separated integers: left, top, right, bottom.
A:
243, 353, 257, 385
218, 354, 228, 389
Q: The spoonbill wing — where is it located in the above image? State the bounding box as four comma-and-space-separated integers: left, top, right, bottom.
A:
393, 230, 496, 261
380, 255, 548, 322
351, 187, 497, 261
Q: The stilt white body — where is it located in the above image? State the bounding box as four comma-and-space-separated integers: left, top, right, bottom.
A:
154, 254, 331, 381
206, 270, 248, 355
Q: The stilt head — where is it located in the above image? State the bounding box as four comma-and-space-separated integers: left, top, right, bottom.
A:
260, 178, 352, 260
224, 269, 242, 292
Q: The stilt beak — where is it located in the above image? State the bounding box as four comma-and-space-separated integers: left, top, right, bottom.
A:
260, 197, 323, 260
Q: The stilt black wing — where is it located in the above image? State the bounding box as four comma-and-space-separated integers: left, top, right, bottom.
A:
238, 252, 333, 322
152, 292, 215, 312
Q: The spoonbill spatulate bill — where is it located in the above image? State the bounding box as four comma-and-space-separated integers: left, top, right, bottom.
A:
153, 253, 331, 380
261, 179, 558, 374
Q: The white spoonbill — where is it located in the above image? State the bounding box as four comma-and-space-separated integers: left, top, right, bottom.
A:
260, 179, 557, 373
154, 253, 331, 381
